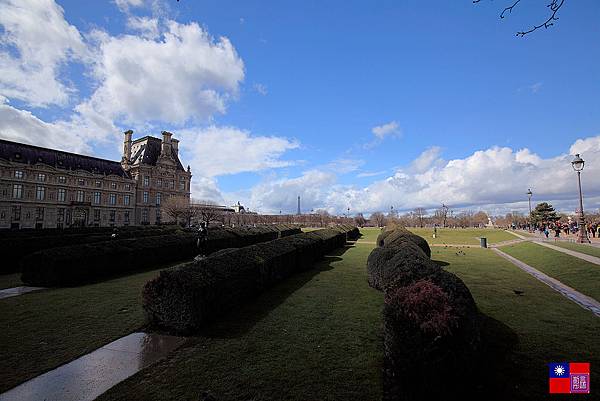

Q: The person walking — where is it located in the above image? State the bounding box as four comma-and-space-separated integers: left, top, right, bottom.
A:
197, 222, 208, 256
544, 226, 549, 239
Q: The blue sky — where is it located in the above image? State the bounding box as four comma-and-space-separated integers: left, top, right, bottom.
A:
1, 0, 600, 215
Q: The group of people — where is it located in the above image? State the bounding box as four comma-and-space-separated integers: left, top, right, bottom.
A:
532, 221, 600, 239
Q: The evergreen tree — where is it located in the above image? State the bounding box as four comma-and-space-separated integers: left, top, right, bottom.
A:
530, 202, 559, 226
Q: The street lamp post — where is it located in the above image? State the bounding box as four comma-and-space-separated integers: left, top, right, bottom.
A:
571, 154, 590, 243
527, 189, 533, 232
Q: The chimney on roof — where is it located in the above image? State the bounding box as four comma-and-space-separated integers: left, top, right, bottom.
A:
161, 131, 172, 158
171, 138, 179, 156
122, 130, 133, 164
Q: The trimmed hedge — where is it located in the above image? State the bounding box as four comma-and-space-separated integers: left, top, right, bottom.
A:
143, 226, 357, 334
1, 225, 183, 274
377, 226, 431, 257
383, 272, 480, 401
19, 224, 303, 287
366, 227, 481, 401
367, 238, 438, 291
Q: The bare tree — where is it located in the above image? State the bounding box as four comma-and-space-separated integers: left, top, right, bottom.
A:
193, 199, 224, 227
474, 0, 566, 36
413, 207, 426, 228
161, 196, 189, 225
354, 213, 367, 227
371, 211, 386, 227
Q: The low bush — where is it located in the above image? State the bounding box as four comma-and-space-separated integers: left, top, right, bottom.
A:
1, 225, 182, 274
19, 224, 308, 286
366, 226, 480, 400
143, 227, 354, 333
382, 272, 480, 401
367, 239, 438, 291
377, 226, 431, 257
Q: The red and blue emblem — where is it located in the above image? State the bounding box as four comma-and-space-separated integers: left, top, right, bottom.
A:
549, 362, 590, 394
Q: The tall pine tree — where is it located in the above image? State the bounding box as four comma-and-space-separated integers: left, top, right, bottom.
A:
530, 202, 559, 226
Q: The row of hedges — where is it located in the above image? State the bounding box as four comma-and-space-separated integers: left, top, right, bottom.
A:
142, 226, 357, 334
19, 225, 303, 287
367, 226, 480, 401
0, 223, 177, 240
1, 225, 183, 274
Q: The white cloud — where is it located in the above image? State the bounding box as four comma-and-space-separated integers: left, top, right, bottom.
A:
326, 158, 364, 174
244, 136, 600, 216
372, 121, 401, 139
529, 82, 543, 93
253, 83, 268, 95
179, 125, 299, 177
248, 170, 338, 214
126, 16, 160, 39
83, 20, 245, 126
410, 146, 442, 173
0, 0, 90, 107
0, 98, 90, 153
357, 170, 387, 178
114, 0, 145, 12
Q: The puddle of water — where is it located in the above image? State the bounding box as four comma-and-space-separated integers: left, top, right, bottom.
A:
0, 332, 185, 401
0, 287, 45, 300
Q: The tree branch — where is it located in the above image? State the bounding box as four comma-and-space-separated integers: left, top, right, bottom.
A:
516, 0, 565, 37
474, 0, 567, 37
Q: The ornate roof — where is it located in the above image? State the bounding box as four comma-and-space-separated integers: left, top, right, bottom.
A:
0, 139, 131, 178
130, 136, 185, 171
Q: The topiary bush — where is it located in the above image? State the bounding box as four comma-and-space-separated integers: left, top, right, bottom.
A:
366, 226, 481, 400
377, 226, 431, 258
366, 239, 439, 291
143, 228, 354, 333
19, 224, 308, 286
382, 272, 480, 401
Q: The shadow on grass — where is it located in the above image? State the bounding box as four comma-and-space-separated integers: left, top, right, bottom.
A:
468, 312, 522, 401
433, 260, 450, 267
197, 246, 352, 339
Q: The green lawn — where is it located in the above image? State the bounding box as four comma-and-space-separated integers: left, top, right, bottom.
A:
3, 229, 599, 401
0, 273, 22, 290
0, 268, 164, 392
550, 241, 600, 259
98, 234, 383, 401
501, 242, 600, 301
434, 247, 600, 401
409, 227, 516, 245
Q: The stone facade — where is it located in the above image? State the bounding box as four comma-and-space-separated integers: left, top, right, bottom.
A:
0, 131, 191, 229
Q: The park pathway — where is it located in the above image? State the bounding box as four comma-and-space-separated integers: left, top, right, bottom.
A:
532, 241, 600, 266
0, 332, 185, 401
492, 248, 600, 317
0, 286, 44, 300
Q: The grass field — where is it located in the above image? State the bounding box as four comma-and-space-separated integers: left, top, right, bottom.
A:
409, 227, 516, 245
99, 228, 599, 401
2, 227, 598, 400
0, 267, 164, 392
550, 241, 600, 259
501, 241, 600, 301
437, 246, 600, 401
98, 235, 383, 401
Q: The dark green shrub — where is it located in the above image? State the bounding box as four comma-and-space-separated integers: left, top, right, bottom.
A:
143, 229, 348, 334
377, 226, 431, 257
367, 239, 438, 291
383, 272, 480, 401
369, 227, 480, 401
19, 225, 306, 286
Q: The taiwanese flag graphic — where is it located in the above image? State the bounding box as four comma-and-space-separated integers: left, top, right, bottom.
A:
549, 362, 590, 394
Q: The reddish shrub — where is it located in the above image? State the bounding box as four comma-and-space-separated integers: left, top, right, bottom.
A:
385, 279, 457, 336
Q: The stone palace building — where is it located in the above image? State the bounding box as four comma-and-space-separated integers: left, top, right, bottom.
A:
0, 131, 191, 229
